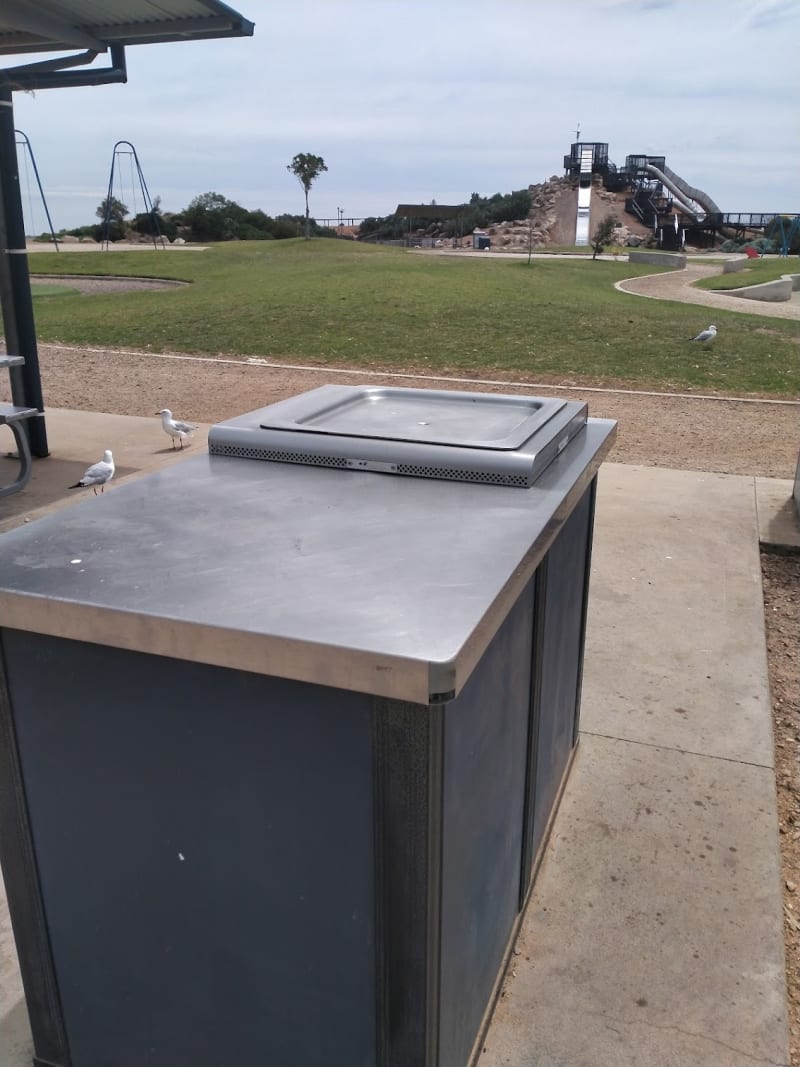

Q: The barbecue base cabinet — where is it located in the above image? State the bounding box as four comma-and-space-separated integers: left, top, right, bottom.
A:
0, 388, 615, 1067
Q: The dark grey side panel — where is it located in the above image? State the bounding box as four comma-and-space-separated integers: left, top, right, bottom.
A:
2, 631, 376, 1067
373, 700, 443, 1067
438, 585, 534, 1067
530, 486, 593, 863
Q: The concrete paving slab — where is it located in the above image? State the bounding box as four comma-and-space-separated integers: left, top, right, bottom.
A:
481, 463, 789, 1067
756, 476, 800, 550
0, 880, 29, 1067
482, 734, 788, 1067
582, 464, 774, 765
0, 408, 209, 534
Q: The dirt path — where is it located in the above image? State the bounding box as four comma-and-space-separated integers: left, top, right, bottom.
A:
31, 343, 800, 480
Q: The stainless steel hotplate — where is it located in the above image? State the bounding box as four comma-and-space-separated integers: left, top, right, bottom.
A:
208, 385, 588, 487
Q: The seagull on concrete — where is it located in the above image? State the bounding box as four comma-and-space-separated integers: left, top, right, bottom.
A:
157, 408, 197, 449
68, 450, 115, 495
689, 324, 717, 345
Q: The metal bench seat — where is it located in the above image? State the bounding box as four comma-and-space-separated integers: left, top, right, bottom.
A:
0, 403, 38, 497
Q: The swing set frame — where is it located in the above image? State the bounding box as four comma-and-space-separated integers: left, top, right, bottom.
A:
100, 140, 163, 250
14, 129, 59, 250
0, 3, 254, 460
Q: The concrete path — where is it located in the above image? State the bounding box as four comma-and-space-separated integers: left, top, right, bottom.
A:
0, 417, 797, 1067
483, 465, 792, 1067
0, 408, 209, 534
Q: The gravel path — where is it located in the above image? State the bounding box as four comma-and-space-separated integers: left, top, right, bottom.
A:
34, 274, 186, 294
31, 343, 800, 480
616, 263, 800, 319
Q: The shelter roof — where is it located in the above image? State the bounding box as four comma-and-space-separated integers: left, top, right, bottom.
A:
0, 1, 254, 56
394, 204, 470, 219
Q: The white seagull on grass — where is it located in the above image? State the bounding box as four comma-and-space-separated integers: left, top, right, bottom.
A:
689, 324, 717, 345
157, 408, 197, 449
68, 450, 115, 495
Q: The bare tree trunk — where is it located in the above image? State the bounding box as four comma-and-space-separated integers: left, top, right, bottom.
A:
304, 190, 310, 239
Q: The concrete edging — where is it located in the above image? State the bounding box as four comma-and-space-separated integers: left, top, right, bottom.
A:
724, 276, 794, 302
722, 256, 748, 274
628, 250, 686, 268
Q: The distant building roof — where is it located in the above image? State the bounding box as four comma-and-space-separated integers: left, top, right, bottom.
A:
394, 204, 470, 219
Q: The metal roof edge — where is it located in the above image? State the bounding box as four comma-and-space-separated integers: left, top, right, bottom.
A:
0, 2, 254, 58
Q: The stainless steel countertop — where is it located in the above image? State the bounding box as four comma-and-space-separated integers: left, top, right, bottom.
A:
0, 419, 616, 703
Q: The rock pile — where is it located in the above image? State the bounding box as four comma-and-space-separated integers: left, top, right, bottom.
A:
525, 175, 575, 247
479, 176, 657, 252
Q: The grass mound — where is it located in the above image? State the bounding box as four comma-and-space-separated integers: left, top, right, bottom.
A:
27, 241, 798, 396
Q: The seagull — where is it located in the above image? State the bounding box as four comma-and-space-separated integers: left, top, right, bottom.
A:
68, 450, 115, 495
689, 324, 717, 345
156, 408, 197, 449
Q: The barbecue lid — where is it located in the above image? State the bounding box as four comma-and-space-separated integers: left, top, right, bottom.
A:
258, 386, 567, 451
208, 385, 588, 488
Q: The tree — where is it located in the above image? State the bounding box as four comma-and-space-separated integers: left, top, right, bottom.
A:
591, 215, 618, 260
131, 195, 171, 243
287, 153, 328, 239
96, 195, 128, 223
182, 191, 244, 242
96, 195, 129, 242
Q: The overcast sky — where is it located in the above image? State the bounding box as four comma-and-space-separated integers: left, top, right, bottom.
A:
6, 0, 800, 232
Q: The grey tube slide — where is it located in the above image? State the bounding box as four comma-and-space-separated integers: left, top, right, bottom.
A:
643, 163, 721, 219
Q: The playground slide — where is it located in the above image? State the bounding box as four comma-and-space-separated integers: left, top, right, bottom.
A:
575, 148, 593, 246
643, 162, 721, 220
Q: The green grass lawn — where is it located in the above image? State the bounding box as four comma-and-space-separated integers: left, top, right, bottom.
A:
26, 240, 799, 396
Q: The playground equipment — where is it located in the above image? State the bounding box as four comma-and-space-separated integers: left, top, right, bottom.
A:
101, 140, 163, 250
575, 147, 593, 246
564, 140, 798, 250
15, 130, 59, 249
769, 214, 800, 256
564, 142, 607, 247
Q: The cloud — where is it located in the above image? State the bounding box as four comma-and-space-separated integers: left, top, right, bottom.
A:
6, 0, 799, 228
738, 0, 799, 29
601, 0, 675, 9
